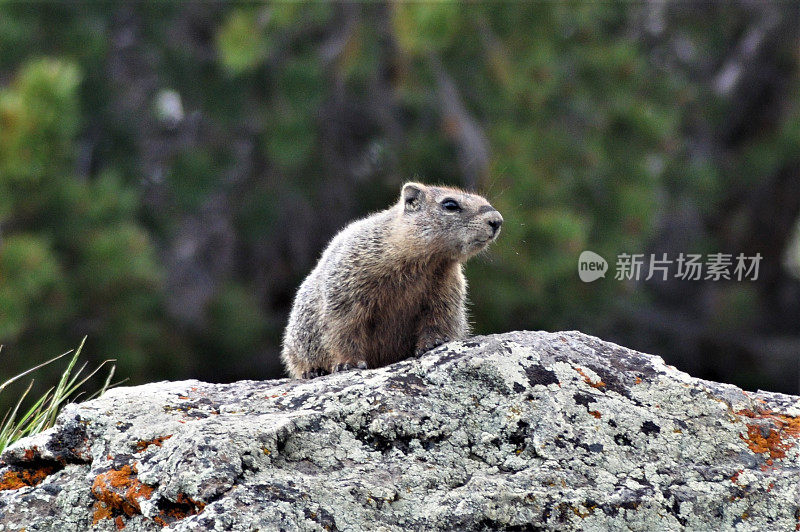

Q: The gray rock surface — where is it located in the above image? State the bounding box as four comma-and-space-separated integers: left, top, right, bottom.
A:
1, 331, 800, 531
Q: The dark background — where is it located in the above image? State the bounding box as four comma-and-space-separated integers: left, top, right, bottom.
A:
1, 3, 799, 410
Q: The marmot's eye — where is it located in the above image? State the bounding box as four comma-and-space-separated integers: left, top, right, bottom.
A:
441, 199, 461, 211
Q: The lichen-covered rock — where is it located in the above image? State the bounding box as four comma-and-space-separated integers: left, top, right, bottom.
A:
1, 331, 800, 531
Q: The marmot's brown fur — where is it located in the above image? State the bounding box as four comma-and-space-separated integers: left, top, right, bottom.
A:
281, 182, 503, 379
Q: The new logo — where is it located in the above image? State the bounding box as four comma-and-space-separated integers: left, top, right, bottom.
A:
578, 251, 608, 282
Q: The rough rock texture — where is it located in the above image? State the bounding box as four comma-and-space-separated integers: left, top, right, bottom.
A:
1, 331, 800, 531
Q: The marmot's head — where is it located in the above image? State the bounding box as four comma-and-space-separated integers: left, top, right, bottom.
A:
397, 182, 503, 261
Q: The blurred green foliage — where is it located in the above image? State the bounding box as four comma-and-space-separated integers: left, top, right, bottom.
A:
0, 57, 174, 384
1, 3, 799, 402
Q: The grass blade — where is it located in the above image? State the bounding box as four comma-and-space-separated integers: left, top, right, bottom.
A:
0, 351, 72, 394
0, 337, 119, 454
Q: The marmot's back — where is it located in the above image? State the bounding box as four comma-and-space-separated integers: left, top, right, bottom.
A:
281, 182, 503, 379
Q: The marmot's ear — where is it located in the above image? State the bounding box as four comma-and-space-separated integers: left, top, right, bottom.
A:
401, 182, 425, 211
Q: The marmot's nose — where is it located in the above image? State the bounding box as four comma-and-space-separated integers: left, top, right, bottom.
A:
487, 212, 503, 235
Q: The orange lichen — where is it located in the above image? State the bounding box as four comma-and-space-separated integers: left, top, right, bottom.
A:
176, 493, 206, 511
152, 493, 207, 527
0, 464, 58, 491
135, 435, 172, 453
730, 470, 742, 484
742, 425, 787, 463
91, 464, 154, 525
267, 392, 288, 399
736, 408, 800, 464
90, 462, 207, 528
574, 367, 606, 389
589, 410, 602, 419
94, 503, 113, 524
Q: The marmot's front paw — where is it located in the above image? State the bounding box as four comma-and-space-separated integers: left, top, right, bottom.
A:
414, 335, 451, 357
332, 360, 368, 373
301, 367, 330, 379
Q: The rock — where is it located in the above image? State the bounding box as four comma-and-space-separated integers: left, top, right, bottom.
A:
1, 330, 799, 531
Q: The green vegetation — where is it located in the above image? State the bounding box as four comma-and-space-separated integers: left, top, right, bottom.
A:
0, 338, 116, 453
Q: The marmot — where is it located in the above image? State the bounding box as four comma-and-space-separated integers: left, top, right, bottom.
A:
281, 182, 503, 379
